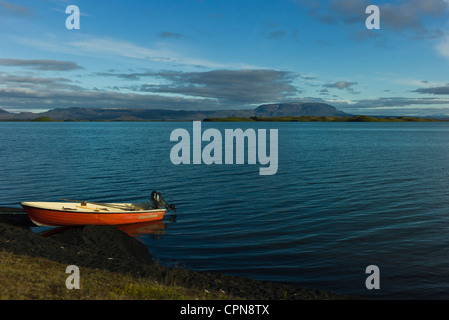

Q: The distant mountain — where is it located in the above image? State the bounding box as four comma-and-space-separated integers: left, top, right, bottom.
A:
0, 109, 38, 120
0, 103, 351, 121
254, 103, 349, 117
0, 109, 14, 120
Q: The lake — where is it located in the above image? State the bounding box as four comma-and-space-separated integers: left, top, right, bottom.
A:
1, 121, 449, 299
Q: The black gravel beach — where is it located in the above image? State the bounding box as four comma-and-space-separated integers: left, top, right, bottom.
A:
0, 213, 356, 300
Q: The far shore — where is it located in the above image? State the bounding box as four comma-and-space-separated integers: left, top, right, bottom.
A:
203, 115, 445, 122
0, 115, 447, 122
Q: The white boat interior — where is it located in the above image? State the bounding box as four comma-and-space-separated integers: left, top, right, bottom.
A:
21, 201, 156, 213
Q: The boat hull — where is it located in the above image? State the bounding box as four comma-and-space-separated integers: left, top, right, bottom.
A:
21, 203, 166, 227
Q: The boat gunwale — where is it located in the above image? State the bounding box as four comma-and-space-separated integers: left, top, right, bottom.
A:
21, 202, 166, 215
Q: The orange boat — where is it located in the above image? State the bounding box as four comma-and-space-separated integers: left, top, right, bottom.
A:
21, 191, 176, 227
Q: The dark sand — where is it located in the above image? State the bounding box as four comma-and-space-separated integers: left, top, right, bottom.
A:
0, 213, 357, 300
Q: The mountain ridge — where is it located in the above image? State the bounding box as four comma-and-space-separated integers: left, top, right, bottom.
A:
0, 102, 350, 121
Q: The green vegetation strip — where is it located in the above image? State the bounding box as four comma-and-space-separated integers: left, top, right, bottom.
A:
0, 251, 234, 300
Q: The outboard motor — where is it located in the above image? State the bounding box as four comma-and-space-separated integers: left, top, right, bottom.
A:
150, 191, 176, 211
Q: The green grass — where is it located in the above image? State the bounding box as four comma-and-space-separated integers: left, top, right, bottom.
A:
0, 251, 236, 300
32, 116, 54, 122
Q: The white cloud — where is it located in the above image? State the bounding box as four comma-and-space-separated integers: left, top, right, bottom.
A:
13, 35, 257, 70
69, 37, 171, 61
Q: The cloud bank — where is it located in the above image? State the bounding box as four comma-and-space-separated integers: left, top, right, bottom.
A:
0, 66, 303, 111
0, 59, 83, 71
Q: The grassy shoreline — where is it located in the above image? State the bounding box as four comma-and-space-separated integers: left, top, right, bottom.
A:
0, 251, 233, 300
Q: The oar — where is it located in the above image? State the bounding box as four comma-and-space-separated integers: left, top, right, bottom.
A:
59, 199, 142, 211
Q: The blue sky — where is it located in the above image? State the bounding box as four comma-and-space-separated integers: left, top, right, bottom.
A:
2, 0, 449, 116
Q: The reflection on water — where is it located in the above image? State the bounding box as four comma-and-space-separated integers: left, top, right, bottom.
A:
33, 219, 169, 238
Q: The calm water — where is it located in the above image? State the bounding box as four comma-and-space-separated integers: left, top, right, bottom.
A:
2, 121, 449, 299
